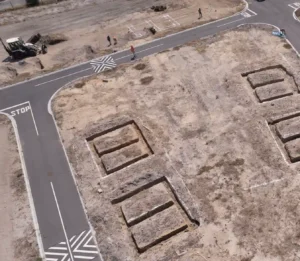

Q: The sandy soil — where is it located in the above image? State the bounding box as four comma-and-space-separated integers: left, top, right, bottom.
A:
0, 0, 244, 87
52, 25, 300, 261
0, 115, 39, 261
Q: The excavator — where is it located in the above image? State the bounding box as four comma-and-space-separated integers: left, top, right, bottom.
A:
0, 33, 47, 60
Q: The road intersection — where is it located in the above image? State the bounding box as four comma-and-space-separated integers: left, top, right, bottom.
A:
0, 0, 299, 260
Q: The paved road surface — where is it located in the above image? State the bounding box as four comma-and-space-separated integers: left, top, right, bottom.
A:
0, 0, 25, 11
0, 0, 299, 260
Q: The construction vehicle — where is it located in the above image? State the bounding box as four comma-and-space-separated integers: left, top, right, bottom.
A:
0, 34, 47, 60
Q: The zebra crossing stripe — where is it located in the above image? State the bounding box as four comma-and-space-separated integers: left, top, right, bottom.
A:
72, 230, 98, 259
45, 248, 70, 261
45, 230, 98, 261
90, 56, 117, 73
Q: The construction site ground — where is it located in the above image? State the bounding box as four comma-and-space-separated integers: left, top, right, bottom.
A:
52, 25, 300, 261
0, 115, 39, 261
0, 0, 244, 86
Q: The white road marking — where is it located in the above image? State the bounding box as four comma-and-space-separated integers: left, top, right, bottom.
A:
28, 101, 39, 136
90, 56, 116, 73
49, 246, 68, 250
73, 231, 98, 254
84, 237, 98, 248
241, 11, 251, 18
288, 4, 296, 10
74, 256, 95, 260
162, 14, 180, 28
71, 231, 85, 248
0, 101, 29, 111
115, 43, 164, 61
247, 8, 257, 16
127, 25, 143, 38
288, 3, 300, 10
146, 19, 162, 31
35, 68, 92, 87
0, 101, 39, 136
47, 84, 104, 261
46, 230, 98, 260
84, 140, 101, 175
50, 182, 74, 261
217, 17, 246, 27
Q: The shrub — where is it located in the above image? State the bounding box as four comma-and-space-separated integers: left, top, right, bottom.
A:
26, 0, 40, 7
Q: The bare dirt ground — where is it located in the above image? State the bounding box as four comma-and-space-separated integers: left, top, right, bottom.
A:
0, 115, 39, 261
0, 0, 244, 86
52, 25, 300, 261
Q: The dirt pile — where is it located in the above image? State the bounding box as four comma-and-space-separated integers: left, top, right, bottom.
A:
39, 33, 68, 45
50, 44, 99, 66
0, 57, 44, 85
0, 66, 18, 84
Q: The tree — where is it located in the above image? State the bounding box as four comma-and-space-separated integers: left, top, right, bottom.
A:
26, 0, 40, 7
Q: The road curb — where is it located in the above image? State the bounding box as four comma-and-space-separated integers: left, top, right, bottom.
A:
293, 8, 300, 23
237, 22, 300, 57
0, 111, 45, 260
47, 76, 104, 261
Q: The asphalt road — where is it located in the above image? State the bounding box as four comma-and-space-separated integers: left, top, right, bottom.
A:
0, 0, 25, 11
0, 0, 299, 260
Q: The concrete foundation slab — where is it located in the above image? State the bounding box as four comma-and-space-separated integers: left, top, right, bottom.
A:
101, 142, 149, 174
121, 183, 173, 226
255, 82, 293, 102
131, 205, 187, 252
247, 69, 285, 88
285, 138, 300, 162
276, 116, 300, 142
93, 124, 139, 156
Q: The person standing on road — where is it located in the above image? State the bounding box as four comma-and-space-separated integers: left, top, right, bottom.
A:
280, 29, 286, 37
107, 35, 111, 46
198, 8, 202, 19
130, 45, 136, 60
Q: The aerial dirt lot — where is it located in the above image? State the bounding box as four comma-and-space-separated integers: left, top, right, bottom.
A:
52, 25, 300, 261
0, 115, 39, 261
0, 0, 244, 86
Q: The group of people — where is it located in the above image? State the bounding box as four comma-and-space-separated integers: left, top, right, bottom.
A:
105, 7, 204, 61
107, 35, 117, 46
107, 35, 136, 60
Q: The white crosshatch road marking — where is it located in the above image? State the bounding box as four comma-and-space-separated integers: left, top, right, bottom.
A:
90, 56, 117, 73
45, 230, 98, 261
288, 2, 300, 9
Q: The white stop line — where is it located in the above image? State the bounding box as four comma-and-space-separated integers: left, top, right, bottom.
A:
0, 101, 39, 136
